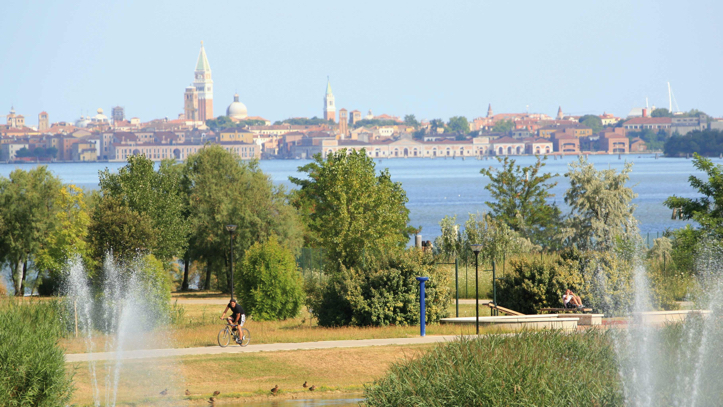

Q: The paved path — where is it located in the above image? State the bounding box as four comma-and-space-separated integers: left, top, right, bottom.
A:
65, 335, 460, 363
172, 298, 229, 305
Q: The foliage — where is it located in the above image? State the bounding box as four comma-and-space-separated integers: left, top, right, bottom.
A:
351, 118, 400, 129
236, 236, 304, 321
87, 195, 157, 266
403, 114, 419, 128
206, 116, 265, 130
446, 116, 470, 134
664, 130, 723, 157
364, 330, 623, 407
665, 225, 700, 276
429, 119, 445, 134
496, 254, 583, 314
15, 147, 59, 159
492, 119, 514, 133
627, 129, 667, 151
480, 156, 561, 245
562, 156, 638, 251
99, 155, 188, 262
578, 114, 603, 134
309, 249, 450, 327
0, 167, 62, 295
651, 108, 673, 118
184, 146, 302, 292
273, 117, 334, 126
290, 149, 410, 271
133, 254, 173, 321
0, 300, 74, 405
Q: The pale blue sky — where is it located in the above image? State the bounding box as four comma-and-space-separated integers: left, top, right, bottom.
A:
2, 0, 722, 125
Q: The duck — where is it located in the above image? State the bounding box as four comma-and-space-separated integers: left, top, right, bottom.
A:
212, 390, 220, 396
303, 381, 308, 388
271, 385, 279, 395
159, 389, 167, 396
185, 389, 191, 396
208, 396, 216, 405
309, 385, 316, 391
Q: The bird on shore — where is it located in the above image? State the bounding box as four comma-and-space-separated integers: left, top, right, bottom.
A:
160, 389, 168, 396
185, 389, 191, 396
208, 396, 216, 405
309, 385, 316, 391
303, 381, 308, 388
271, 385, 279, 395
212, 390, 220, 396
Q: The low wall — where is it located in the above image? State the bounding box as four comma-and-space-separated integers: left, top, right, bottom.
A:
632, 310, 711, 325
440, 315, 578, 332
555, 313, 603, 326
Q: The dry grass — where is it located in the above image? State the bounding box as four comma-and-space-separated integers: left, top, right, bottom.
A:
69, 343, 434, 406
61, 302, 493, 353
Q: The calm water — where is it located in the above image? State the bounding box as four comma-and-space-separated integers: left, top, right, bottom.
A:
0, 154, 705, 240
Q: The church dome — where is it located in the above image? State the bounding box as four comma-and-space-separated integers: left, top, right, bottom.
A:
226, 94, 248, 120
93, 108, 108, 122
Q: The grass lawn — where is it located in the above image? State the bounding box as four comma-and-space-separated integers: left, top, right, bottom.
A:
68, 343, 434, 406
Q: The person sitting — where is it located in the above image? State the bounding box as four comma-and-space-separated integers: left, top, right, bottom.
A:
563, 289, 583, 309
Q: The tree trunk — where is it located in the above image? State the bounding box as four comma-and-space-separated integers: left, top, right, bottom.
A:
13, 260, 23, 296
203, 264, 212, 291
19, 260, 28, 297
181, 256, 190, 291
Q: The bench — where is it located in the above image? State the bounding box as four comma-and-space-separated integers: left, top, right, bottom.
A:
488, 303, 524, 316
540, 307, 592, 314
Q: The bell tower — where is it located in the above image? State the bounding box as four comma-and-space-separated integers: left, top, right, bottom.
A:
323, 77, 336, 123
193, 42, 214, 122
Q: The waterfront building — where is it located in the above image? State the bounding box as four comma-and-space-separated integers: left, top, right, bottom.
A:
193, 42, 214, 121
630, 137, 647, 152
599, 112, 620, 126
291, 137, 491, 160
0, 143, 29, 161
524, 138, 553, 155
490, 136, 525, 155
597, 130, 629, 154
623, 117, 671, 131
226, 93, 248, 121
323, 79, 336, 122
552, 134, 580, 154
218, 128, 253, 143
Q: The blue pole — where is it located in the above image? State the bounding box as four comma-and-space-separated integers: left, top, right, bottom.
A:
416, 277, 429, 337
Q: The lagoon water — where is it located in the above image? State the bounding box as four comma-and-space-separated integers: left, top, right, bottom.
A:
0, 154, 705, 240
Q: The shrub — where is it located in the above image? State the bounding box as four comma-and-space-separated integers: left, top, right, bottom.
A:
364, 330, 623, 406
0, 300, 74, 405
310, 249, 451, 327
496, 254, 583, 314
0, 280, 6, 297
236, 236, 305, 321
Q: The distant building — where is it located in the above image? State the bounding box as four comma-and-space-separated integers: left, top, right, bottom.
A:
597, 129, 629, 154
552, 134, 580, 154
38, 112, 49, 132
323, 79, 336, 122
524, 138, 553, 155
623, 117, 671, 131
490, 136, 525, 156
339, 109, 348, 138
556, 106, 564, 120
0, 143, 29, 161
112, 106, 125, 122
671, 115, 706, 135
192, 42, 214, 121
184, 86, 199, 122
350, 110, 362, 125
6, 107, 24, 128
226, 93, 248, 121
630, 137, 647, 152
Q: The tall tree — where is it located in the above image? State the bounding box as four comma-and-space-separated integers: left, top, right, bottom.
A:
651, 108, 673, 118
0, 167, 62, 295
562, 157, 638, 251
290, 149, 410, 271
578, 115, 603, 134
98, 155, 188, 262
184, 145, 302, 292
430, 119, 445, 134
404, 114, 420, 128
492, 119, 514, 133
480, 156, 561, 245
447, 116, 470, 134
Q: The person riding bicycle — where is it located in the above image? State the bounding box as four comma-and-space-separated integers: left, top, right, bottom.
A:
220, 298, 246, 342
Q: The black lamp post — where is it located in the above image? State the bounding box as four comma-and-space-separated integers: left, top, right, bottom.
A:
226, 225, 237, 300
470, 244, 483, 335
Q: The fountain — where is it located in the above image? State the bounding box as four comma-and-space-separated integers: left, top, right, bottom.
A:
64, 254, 184, 406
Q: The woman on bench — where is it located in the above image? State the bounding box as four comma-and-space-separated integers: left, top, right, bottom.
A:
563, 289, 584, 309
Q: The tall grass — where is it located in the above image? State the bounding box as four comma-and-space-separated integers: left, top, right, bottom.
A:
364, 330, 623, 407
0, 299, 74, 406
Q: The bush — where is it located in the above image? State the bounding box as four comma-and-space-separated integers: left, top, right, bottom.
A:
496, 254, 583, 314
0, 300, 74, 405
310, 249, 451, 327
0, 280, 6, 297
364, 330, 623, 406
236, 236, 305, 321
37, 273, 61, 297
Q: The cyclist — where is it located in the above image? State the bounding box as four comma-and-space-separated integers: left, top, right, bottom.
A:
220, 298, 246, 343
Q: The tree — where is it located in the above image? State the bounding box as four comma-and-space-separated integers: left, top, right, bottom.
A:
578, 115, 603, 134
480, 156, 561, 245
429, 119, 445, 134
562, 157, 638, 251
404, 114, 420, 128
236, 236, 304, 321
664, 130, 723, 157
184, 146, 302, 292
492, 119, 514, 133
98, 155, 188, 262
0, 167, 62, 295
290, 149, 410, 271
664, 154, 723, 238
352, 119, 399, 129
447, 116, 470, 134
273, 117, 334, 126
651, 108, 673, 118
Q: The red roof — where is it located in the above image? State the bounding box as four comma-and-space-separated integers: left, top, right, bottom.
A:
491, 136, 523, 144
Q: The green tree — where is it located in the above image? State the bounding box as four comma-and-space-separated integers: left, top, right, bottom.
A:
0, 167, 62, 295
290, 149, 410, 271
236, 235, 304, 321
492, 119, 515, 133
98, 155, 188, 262
447, 116, 470, 134
651, 108, 673, 118
351, 119, 400, 129
578, 115, 603, 134
429, 119, 445, 134
404, 114, 420, 128
184, 146, 302, 292
562, 157, 638, 251
480, 156, 561, 245
664, 154, 723, 238
274, 117, 334, 126
664, 129, 723, 157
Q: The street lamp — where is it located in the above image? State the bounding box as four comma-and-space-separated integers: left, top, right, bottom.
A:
226, 225, 237, 300
470, 244, 483, 335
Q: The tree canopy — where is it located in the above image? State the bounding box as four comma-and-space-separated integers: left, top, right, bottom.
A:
290, 149, 410, 271
273, 117, 333, 126
579, 115, 603, 134
404, 114, 420, 128
651, 108, 673, 118
492, 119, 515, 133
664, 130, 723, 157
447, 116, 470, 134
206, 116, 266, 130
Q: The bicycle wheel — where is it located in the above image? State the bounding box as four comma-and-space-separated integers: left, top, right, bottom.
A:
218, 327, 231, 347
238, 328, 251, 347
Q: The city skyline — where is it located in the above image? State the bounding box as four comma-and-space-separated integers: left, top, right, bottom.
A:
2, 0, 722, 125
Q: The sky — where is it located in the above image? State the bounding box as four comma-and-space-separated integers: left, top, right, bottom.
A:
2, 0, 722, 126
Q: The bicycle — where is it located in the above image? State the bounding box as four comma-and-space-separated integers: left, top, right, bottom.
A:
218, 323, 251, 347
